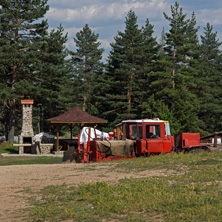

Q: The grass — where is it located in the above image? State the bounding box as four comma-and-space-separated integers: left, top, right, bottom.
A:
112, 151, 222, 173
0, 142, 63, 165
27, 151, 222, 222
0, 142, 18, 154
0, 156, 63, 165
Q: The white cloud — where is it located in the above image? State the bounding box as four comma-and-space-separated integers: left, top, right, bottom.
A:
63, 27, 112, 52
45, 0, 173, 54
198, 9, 222, 25
46, 0, 171, 24
46, 0, 222, 54
64, 27, 82, 38
100, 38, 111, 49
65, 38, 76, 51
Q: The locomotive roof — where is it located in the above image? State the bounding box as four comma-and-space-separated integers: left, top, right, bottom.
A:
116, 119, 168, 127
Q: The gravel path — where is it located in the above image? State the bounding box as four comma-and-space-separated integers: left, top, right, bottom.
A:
0, 162, 173, 222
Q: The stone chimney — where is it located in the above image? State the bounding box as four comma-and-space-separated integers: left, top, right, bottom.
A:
18, 100, 34, 152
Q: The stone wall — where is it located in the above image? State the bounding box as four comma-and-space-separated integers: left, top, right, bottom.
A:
21, 104, 34, 137
18, 144, 54, 154
38, 144, 53, 154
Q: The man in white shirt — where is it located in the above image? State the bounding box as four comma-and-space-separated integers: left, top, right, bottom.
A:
34, 132, 42, 154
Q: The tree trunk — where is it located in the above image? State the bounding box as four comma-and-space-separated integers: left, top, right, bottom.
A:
4, 109, 9, 141
172, 47, 176, 89
8, 99, 16, 142
7, 12, 19, 142
127, 71, 133, 118
170, 47, 176, 113
83, 94, 86, 112
83, 56, 87, 112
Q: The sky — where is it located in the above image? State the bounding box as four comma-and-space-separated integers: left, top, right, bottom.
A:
45, 0, 222, 58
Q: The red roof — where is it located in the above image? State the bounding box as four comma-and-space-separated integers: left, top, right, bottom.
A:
46, 106, 107, 124
21, 100, 34, 104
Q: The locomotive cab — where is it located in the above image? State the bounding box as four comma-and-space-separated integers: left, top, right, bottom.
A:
116, 119, 174, 156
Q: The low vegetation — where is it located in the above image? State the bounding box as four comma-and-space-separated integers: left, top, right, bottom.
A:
0, 142, 17, 154
28, 152, 222, 222
0, 142, 62, 165
0, 156, 62, 166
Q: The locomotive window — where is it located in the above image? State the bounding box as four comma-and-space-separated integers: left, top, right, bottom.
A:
125, 123, 142, 139
125, 123, 129, 138
125, 123, 137, 139
146, 125, 160, 139
131, 125, 137, 139
164, 122, 171, 135
138, 125, 143, 139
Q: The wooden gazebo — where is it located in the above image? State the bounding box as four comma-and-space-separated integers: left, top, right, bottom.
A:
46, 106, 107, 151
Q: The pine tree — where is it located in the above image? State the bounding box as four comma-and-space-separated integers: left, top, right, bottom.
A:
70, 24, 104, 113
197, 23, 222, 133
136, 19, 159, 105
158, 28, 166, 57
0, 0, 49, 141
106, 10, 143, 124
163, 1, 188, 90
33, 25, 70, 132
136, 19, 162, 119
160, 2, 201, 133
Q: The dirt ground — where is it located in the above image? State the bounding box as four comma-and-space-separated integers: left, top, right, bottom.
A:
0, 162, 174, 222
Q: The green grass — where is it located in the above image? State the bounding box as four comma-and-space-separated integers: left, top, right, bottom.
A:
27, 152, 222, 222
0, 156, 62, 166
0, 142, 18, 154
112, 151, 222, 172
0, 142, 62, 165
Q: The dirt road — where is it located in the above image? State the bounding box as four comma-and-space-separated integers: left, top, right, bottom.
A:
0, 162, 173, 222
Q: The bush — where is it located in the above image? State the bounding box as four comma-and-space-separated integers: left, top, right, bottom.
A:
0, 142, 18, 154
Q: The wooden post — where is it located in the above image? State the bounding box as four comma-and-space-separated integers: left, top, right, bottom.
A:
56, 124, 59, 151
70, 123, 73, 139
214, 132, 218, 148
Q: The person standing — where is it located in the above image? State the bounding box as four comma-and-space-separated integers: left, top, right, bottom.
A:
34, 132, 42, 154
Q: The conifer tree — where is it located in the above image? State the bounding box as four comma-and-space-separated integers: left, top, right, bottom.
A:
197, 23, 222, 133
136, 19, 161, 118
70, 24, 104, 113
106, 10, 143, 124
0, 0, 49, 141
34, 25, 69, 131
136, 19, 159, 102
158, 28, 166, 57
160, 2, 201, 133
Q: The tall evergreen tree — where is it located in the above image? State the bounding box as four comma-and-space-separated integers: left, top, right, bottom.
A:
0, 0, 49, 141
70, 24, 104, 113
159, 2, 201, 133
158, 28, 166, 57
196, 23, 222, 133
34, 25, 69, 132
136, 19, 159, 105
106, 10, 143, 124
163, 2, 187, 89
136, 19, 163, 119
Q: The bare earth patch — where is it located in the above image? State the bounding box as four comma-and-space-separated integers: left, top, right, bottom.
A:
0, 162, 176, 222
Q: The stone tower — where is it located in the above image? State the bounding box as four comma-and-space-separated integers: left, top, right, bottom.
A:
18, 100, 34, 153
20, 100, 34, 138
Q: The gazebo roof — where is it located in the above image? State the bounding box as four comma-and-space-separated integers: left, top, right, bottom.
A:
46, 106, 107, 124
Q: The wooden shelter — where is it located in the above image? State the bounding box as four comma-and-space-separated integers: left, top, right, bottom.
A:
46, 106, 107, 151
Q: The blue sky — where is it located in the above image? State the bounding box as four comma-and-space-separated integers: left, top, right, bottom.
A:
45, 0, 222, 58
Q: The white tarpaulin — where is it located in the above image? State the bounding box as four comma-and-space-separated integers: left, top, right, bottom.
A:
35, 132, 55, 143
80, 127, 110, 144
